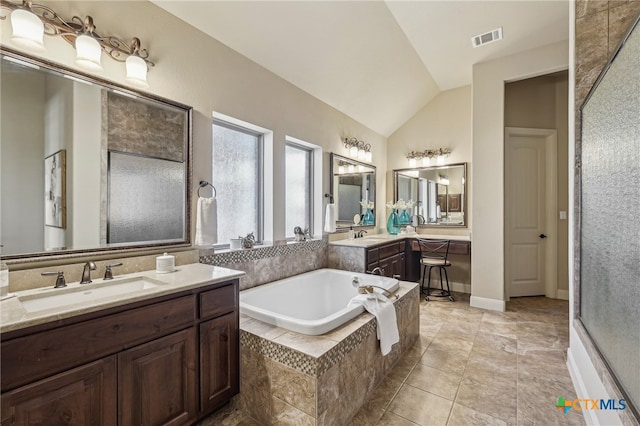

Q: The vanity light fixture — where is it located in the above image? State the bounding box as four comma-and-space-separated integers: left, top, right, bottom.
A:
343, 137, 372, 162
406, 148, 451, 167
0, 0, 154, 87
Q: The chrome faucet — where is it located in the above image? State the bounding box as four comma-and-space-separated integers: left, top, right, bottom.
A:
411, 214, 425, 226
367, 267, 385, 275
80, 261, 97, 284
356, 230, 367, 238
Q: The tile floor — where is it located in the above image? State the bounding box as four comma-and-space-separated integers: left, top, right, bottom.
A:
200, 293, 584, 425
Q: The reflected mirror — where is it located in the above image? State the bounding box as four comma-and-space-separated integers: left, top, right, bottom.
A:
330, 153, 376, 229
0, 49, 192, 259
394, 163, 466, 227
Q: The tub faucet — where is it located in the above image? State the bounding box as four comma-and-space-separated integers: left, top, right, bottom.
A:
367, 267, 385, 276
80, 261, 97, 284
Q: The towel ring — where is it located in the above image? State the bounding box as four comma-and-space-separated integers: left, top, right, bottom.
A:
197, 180, 217, 198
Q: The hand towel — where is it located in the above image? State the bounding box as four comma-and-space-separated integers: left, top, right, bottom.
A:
195, 196, 218, 246
324, 203, 336, 233
348, 291, 399, 355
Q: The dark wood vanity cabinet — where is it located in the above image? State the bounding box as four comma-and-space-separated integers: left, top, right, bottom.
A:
0, 357, 117, 425
367, 241, 406, 280
0, 279, 240, 426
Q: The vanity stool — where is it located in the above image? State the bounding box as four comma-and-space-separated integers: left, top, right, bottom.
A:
417, 239, 454, 302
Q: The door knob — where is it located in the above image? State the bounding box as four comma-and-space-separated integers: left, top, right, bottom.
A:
539, 234, 547, 239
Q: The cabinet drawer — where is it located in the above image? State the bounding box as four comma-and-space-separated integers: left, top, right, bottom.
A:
367, 248, 379, 263
1, 295, 195, 391
379, 242, 401, 259
410, 239, 470, 255
200, 283, 237, 319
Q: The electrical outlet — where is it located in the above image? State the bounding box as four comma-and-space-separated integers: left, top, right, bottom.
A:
559, 211, 567, 220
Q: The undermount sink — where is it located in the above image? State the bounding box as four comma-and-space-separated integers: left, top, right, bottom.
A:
18, 276, 167, 313
360, 237, 389, 243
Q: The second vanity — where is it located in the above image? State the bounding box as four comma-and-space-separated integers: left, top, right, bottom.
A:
328, 233, 471, 283
0, 263, 244, 425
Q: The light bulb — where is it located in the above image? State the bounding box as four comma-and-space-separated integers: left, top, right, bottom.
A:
348, 164, 355, 173
358, 148, 366, 160
349, 146, 358, 158
10, 9, 45, 52
422, 157, 431, 166
338, 165, 345, 174
436, 155, 445, 165
75, 34, 103, 72
126, 55, 149, 88
364, 151, 372, 162
408, 158, 416, 168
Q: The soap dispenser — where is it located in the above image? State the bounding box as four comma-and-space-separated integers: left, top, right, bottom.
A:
348, 226, 355, 239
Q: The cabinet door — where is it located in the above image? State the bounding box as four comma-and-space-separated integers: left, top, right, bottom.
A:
199, 312, 239, 414
1, 357, 116, 425
119, 328, 196, 426
391, 253, 405, 280
379, 258, 393, 278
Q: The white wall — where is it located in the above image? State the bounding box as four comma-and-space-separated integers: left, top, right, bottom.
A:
387, 85, 472, 230
471, 41, 568, 311
0, 0, 388, 246
0, 70, 45, 254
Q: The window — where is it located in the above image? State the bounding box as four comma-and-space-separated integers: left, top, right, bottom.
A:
212, 120, 263, 246
285, 143, 312, 238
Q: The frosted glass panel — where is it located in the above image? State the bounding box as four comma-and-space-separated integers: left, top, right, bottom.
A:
285, 145, 311, 237
108, 152, 185, 244
580, 18, 640, 412
212, 123, 259, 245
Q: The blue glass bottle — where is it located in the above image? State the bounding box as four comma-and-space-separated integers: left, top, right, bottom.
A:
362, 208, 374, 225
399, 209, 411, 225
386, 210, 400, 235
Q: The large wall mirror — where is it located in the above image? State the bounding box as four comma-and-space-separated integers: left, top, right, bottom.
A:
0, 48, 192, 259
330, 153, 376, 229
394, 163, 467, 227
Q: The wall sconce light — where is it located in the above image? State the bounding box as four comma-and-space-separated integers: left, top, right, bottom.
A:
406, 148, 451, 167
343, 137, 372, 162
1, 0, 154, 88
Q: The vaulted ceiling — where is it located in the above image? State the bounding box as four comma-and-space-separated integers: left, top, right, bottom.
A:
153, 1, 569, 136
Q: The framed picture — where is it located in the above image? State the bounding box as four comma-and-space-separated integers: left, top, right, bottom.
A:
44, 149, 66, 228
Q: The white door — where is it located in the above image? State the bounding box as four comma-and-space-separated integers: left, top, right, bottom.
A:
505, 128, 557, 297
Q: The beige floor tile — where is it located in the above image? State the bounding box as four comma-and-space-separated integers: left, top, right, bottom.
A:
405, 364, 462, 401
419, 345, 470, 375
455, 375, 517, 424
374, 411, 418, 425
388, 384, 453, 426
447, 403, 507, 426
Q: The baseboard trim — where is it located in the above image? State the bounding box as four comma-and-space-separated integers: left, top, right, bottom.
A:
557, 289, 569, 300
469, 296, 506, 312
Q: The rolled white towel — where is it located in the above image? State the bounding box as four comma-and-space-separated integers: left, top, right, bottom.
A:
324, 203, 336, 233
195, 196, 218, 246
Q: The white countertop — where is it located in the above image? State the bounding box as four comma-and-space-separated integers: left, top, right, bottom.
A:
0, 263, 245, 334
329, 232, 471, 248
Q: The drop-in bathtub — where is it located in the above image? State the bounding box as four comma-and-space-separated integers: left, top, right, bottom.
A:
239, 268, 399, 335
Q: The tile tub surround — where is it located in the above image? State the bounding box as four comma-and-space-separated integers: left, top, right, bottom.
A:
238, 282, 420, 425
200, 239, 328, 291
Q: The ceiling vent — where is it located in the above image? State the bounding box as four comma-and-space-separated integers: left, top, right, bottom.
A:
471, 27, 503, 48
